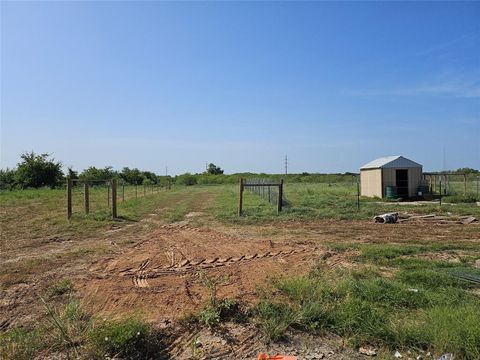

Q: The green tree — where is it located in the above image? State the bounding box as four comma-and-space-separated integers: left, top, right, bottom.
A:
79, 166, 117, 181
453, 168, 479, 174
142, 171, 158, 184
119, 167, 144, 185
0, 168, 16, 190
176, 173, 197, 186
206, 163, 224, 175
14, 152, 63, 188
66, 167, 78, 179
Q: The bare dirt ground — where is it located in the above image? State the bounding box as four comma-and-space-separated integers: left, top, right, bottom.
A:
1, 195, 479, 358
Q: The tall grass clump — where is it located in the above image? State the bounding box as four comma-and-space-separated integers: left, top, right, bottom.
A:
255, 265, 480, 358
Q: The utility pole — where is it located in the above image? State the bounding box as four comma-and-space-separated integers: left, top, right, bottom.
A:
284, 155, 288, 175
165, 166, 168, 177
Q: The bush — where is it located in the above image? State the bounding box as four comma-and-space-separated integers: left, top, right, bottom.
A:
176, 173, 197, 186
0, 168, 16, 189
79, 166, 117, 181
14, 152, 63, 189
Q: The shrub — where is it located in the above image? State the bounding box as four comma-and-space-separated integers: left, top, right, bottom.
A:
0, 168, 16, 189
14, 152, 63, 189
176, 173, 197, 186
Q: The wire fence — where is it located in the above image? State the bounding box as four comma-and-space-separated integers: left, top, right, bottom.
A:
424, 173, 479, 197
244, 178, 285, 207
68, 179, 171, 219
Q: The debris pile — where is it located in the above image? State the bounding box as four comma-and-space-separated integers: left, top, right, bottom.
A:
374, 213, 478, 225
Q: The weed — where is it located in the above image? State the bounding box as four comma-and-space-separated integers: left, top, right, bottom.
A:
50, 279, 73, 296
89, 318, 149, 358
255, 300, 297, 342
0, 327, 42, 360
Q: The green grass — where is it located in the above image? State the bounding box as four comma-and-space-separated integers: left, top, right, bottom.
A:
255, 265, 480, 358
254, 240, 480, 358
210, 183, 480, 224
0, 298, 166, 360
50, 279, 73, 296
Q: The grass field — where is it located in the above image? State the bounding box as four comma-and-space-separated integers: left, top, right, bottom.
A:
1, 183, 479, 359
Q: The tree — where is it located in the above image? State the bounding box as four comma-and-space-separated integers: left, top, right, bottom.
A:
206, 163, 224, 175
79, 166, 117, 181
119, 167, 144, 185
66, 167, 78, 179
14, 152, 64, 188
453, 168, 479, 174
176, 173, 197, 186
142, 171, 158, 184
0, 168, 16, 190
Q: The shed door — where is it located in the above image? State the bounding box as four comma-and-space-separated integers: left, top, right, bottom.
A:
396, 169, 409, 198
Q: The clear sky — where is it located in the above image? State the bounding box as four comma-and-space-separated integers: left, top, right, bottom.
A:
1, 1, 479, 175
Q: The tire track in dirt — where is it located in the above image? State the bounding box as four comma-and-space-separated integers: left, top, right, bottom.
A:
125, 247, 321, 287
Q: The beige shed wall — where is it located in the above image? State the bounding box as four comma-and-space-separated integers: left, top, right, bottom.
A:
360, 169, 382, 198
408, 167, 423, 197
382, 167, 423, 197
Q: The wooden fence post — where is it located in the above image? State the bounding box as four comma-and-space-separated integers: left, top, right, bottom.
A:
111, 179, 117, 219
238, 178, 244, 216
67, 179, 73, 219
107, 184, 110, 207
277, 179, 283, 212
135, 182, 138, 198
84, 182, 89, 214
122, 182, 125, 202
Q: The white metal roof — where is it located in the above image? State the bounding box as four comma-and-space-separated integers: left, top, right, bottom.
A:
360, 156, 422, 170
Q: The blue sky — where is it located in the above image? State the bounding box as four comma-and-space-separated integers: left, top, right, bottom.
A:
1, 2, 479, 174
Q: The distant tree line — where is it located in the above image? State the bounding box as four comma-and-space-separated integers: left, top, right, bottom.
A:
0, 152, 174, 190
1, 151, 478, 190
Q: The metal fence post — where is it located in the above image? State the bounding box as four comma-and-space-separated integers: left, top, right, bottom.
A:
357, 178, 360, 211
439, 180, 442, 206
238, 178, 244, 216
277, 179, 283, 212
84, 182, 89, 214
477, 176, 479, 199
111, 179, 117, 219
67, 179, 73, 219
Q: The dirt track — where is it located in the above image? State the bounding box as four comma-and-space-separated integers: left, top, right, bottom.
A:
1, 205, 479, 358
79, 215, 329, 322
75, 212, 479, 324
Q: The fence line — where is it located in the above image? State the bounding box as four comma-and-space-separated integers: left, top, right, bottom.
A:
67, 179, 171, 220
239, 178, 284, 215
423, 173, 479, 197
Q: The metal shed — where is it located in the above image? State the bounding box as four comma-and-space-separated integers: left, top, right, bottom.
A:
360, 156, 423, 198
